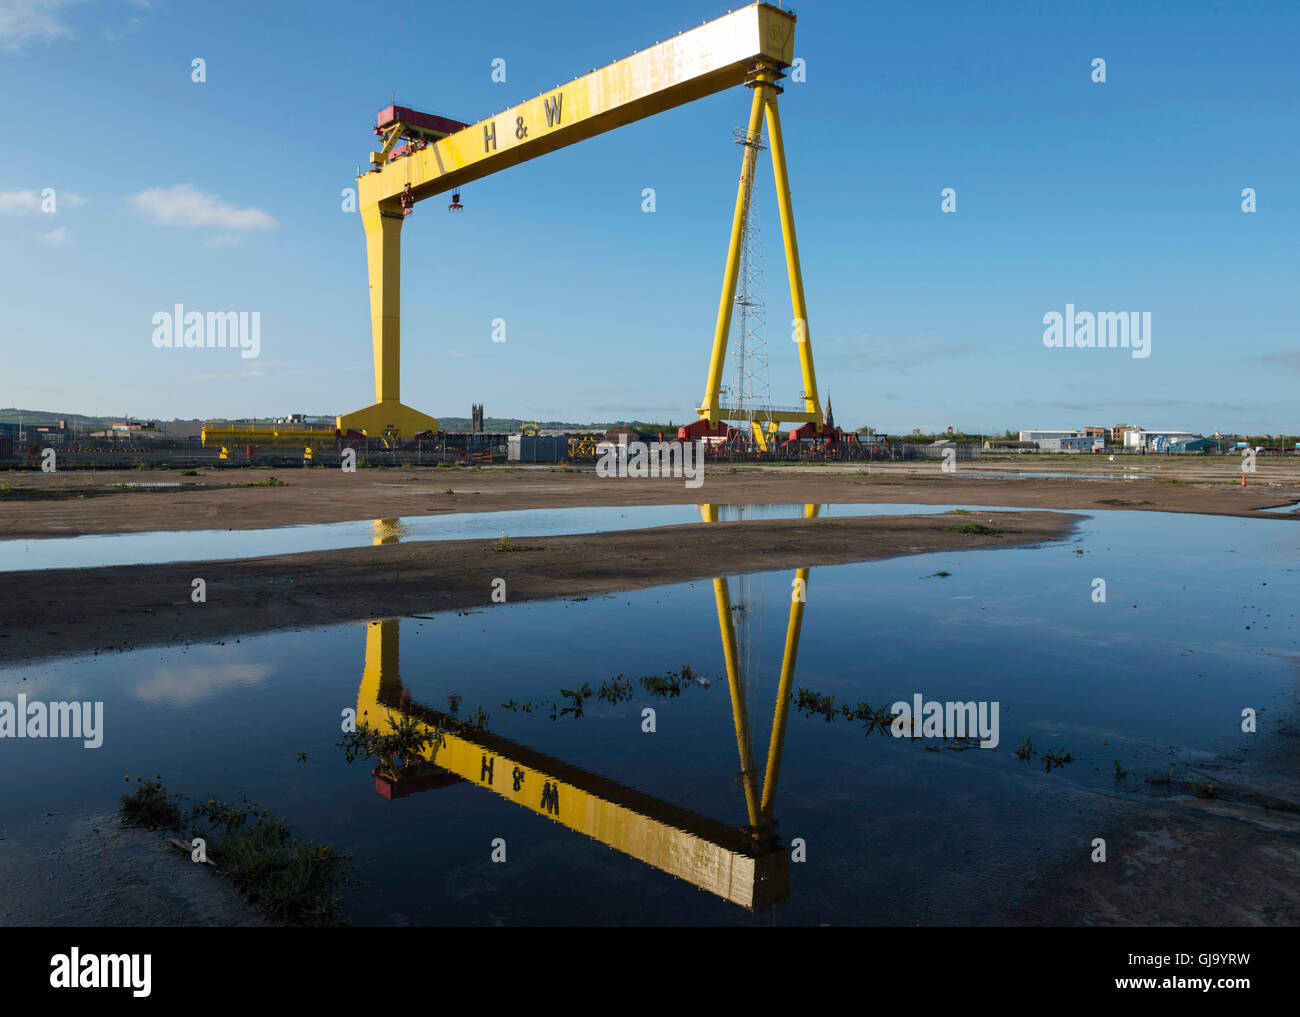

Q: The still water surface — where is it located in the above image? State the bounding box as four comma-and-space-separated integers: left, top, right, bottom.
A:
1, 507, 1295, 923
0, 502, 981, 572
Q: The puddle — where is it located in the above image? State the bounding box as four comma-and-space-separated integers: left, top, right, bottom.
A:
1259, 500, 1300, 514
957, 472, 1148, 480
0, 502, 1009, 572
1, 508, 1296, 925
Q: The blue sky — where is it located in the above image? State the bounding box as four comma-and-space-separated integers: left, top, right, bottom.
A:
1, 0, 1296, 434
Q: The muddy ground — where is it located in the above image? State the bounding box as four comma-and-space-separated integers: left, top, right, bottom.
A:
0, 461, 1297, 539
0, 812, 269, 927
0, 509, 1077, 665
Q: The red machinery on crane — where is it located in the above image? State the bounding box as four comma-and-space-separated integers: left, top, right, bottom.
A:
373, 105, 471, 215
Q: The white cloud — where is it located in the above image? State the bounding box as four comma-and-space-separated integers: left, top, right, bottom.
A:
0, 188, 87, 214
133, 662, 274, 707
129, 184, 278, 232
0, 189, 39, 213
0, 0, 84, 51
35, 226, 70, 245
2, 0, 154, 50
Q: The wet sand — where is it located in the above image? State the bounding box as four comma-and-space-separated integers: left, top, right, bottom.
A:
0, 509, 1078, 666
0, 463, 1297, 540
0, 812, 269, 927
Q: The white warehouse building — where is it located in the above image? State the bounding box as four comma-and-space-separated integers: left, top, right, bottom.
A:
1019, 429, 1082, 442
1124, 429, 1199, 449
1038, 435, 1104, 452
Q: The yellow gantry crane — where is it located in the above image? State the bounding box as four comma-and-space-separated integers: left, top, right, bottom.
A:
340, 2, 823, 439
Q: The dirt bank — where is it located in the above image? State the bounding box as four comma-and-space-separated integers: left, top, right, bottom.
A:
0, 465, 1296, 539
0, 811, 269, 927
0, 510, 1078, 666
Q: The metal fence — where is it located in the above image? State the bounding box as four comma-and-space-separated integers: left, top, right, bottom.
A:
1, 436, 994, 469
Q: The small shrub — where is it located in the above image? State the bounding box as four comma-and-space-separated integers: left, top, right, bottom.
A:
120, 775, 183, 829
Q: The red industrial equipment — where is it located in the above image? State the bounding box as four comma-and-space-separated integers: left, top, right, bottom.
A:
374, 105, 469, 141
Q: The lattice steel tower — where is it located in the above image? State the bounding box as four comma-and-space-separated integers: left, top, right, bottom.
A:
725, 125, 774, 449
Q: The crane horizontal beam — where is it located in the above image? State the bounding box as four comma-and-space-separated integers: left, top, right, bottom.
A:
357, 619, 788, 910
357, 2, 796, 210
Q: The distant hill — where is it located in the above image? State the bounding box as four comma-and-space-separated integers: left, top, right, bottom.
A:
0, 409, 119, 427
440, 417, 675, 432
0, 409, 678, 433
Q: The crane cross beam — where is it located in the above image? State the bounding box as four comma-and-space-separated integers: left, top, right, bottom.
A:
357, 3, 796, 210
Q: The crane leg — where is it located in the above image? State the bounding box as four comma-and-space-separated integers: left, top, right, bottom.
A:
764, 90, 823, 429
337, 203, 440, 437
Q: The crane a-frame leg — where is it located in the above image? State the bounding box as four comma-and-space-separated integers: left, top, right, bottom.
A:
700, 501, 814, 839
695, 65, 823, 435
336, 203, 440, 438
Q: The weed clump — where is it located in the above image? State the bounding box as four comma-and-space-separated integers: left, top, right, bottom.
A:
943, 523, 1000, 535
120, 775, 183, 829
117, 775, 349, 926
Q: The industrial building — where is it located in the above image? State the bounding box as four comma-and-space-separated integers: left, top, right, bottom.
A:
1019, 429, 1083, 443
1018, 429, 1103, 451
1124, 429, 1201, 450
1036, 435, 1104, 452
1015, 425, 1213, 452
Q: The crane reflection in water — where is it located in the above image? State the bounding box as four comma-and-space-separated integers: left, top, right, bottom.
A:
345, 505, 817, 911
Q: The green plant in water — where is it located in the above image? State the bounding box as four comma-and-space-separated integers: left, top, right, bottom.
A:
191, 794, 348, 926
1042, 747, 1074, 772
558, 682, 593, 718
337, 713, 443, 782
120, 774, 183, 829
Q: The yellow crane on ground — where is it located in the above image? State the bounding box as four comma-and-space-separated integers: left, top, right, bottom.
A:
339, 3, 824, 441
